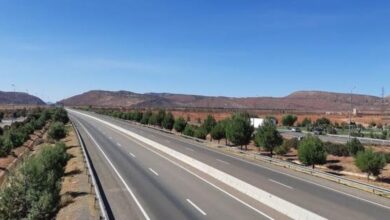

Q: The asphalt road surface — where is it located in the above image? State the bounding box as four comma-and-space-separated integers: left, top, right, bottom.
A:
68, 109, 390, 220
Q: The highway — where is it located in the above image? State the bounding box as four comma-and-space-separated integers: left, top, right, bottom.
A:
68, 109, 390, 220
280, 130, 390, 146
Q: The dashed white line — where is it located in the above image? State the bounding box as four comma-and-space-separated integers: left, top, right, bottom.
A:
77, 122, 151, 220
129, 152, 136, 158
216, 159, 230, 165
149, 168, 159, 176
109, 136, 113, 140
187, 199, 207, 216
269, 179, 293, 190
116, 142, 122, 147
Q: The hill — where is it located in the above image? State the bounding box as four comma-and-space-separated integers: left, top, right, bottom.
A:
59, 90, 388, 113
0, 91, 46, 105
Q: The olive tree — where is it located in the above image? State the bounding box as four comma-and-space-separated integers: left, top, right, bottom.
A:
254, 119, 283, 157
355, 149, 386, 180
298, 135, 327, 168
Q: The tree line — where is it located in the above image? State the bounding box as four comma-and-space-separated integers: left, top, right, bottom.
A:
0, 108, 69, 157
97, 109, 387, 179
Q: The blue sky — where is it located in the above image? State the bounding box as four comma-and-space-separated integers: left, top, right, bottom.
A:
0, 0, 389, 102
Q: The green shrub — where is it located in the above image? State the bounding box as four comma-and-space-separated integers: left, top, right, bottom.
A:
254, 119, 283, 156
202, 115, 217, 133
226, 113, 253, 149
183, 125, 195, 137
210, 122, 226, 143
283, 138, 299, 149
347, 138, 365, 156
275, 144, 290, 156
324, 142, 350, 156
282, 114, 297, 126
298, 135, 327, 168
48, 122, 66, 140
173, 117, 187, 133
194, 127, 208, 140
162, 112, 175, 130
52, 108, 69, 124
0, 142, 69, 219
355, 149, 386, 179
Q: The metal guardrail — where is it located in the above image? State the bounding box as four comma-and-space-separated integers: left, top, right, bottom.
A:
95, 113, 390, 198
72, 120, 109, 220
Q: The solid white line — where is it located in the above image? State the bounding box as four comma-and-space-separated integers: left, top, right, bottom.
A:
129, 152, 136, 158
68, 110, 325, 219
77, 122, 151, 220
269, 179, 293, 190
149, 168, 159, 176
149, 129, 390, 210
105, 127, 274, 220
198, 146, 390, 210
187, 199, 207, 216
216, 159, 230, 165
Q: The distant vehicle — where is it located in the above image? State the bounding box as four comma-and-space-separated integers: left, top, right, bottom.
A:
250, 118, 276, 129
291, 127, 301, 132
313, 128, 323, 135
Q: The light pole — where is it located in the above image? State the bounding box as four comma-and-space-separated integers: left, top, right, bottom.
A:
11, 84, 15, 123
348, 87, 356, 141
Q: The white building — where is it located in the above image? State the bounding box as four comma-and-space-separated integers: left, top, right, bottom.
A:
250, 117, 276, 128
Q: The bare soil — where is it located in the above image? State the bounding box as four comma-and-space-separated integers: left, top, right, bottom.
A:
56, 125, 99, 220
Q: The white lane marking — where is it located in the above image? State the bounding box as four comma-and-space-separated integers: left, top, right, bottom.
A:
109, 136, 113, 140
186, 147, 194, 152
147, 127, 390, 211
76, 122, 151, 220
194, 145, 390, 210
69, 110, 325, 219
216, 159, 230, 165
187, 199, 207, 216
269, 179, 293, 190
117, 142, 122, 147
104, 126, 274, 220
74, 110, 390, 211
149, 168, 159, 176
129, 152, 136, 158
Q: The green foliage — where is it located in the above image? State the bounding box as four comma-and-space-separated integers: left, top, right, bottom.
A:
173, 117, 187, 133
355, 148, 386, 179
210, 122, 226, 143
283, 138, 299, 149
324, 142, 350, 156
226, 114, 253, 149
347, 138, 365, 156
298, 135, 327, 168
140, 110, 152, 124
301, 117, 312, 127
156, 110, 166, 126
194, 127, 208, 140
275, 139, 295, 156
48, 122, 66, 140
315, 117, 331, 127
52, 108, 69, 124
202, 115, 217, 133
183, 124, 195, 137
254, 119, 283, 156
0, 142, 69, 219
162, 112, 175, 130
282, 114, 297, 126
148, 113, 159, 125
